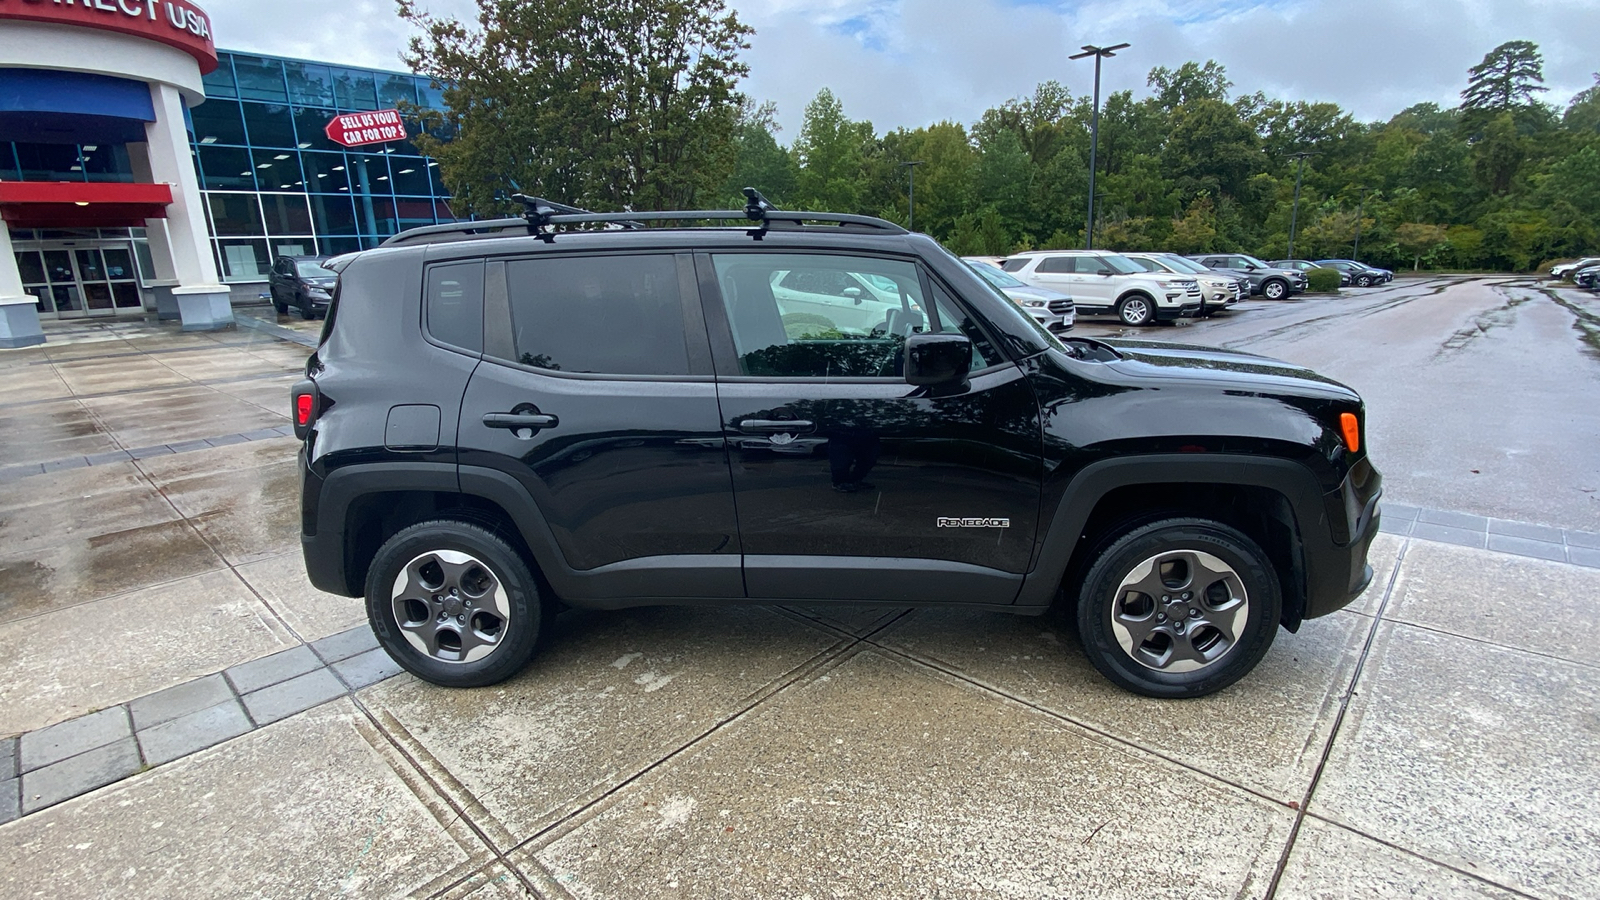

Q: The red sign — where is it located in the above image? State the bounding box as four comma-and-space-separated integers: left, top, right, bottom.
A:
0, 0, 217, 74
325, 109, 409, 148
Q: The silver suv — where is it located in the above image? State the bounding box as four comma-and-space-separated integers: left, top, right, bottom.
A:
1001, 250, 1201, 326
1123, 252, 1241, 316
1189, 253, 1307, 300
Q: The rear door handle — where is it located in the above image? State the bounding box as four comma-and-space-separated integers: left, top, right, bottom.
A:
483, 412, 558, 430
739, 419, 814, 434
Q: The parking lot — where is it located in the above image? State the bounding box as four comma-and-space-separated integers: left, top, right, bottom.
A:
1, 279, 1597, 899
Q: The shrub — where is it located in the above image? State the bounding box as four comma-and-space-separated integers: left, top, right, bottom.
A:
1306, 267, 1343, 292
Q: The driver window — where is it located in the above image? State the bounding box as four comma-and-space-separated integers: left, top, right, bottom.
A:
713, 253, 926, 378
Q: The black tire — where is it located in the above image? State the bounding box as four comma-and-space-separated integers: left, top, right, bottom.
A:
1076, 518, 1281, 698
1117, 294, 1155, 326
1261, 279, 1288, 300
365, 519, 544, 688
299, 300, 317, 320
270, 288, 288, 315
1356, 275, 1373, 287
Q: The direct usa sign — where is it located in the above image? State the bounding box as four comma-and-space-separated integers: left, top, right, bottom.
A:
0, 0, 217, 73
325, 109, 409, 148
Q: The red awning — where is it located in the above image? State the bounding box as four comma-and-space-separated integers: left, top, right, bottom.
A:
0, 181, 173, 228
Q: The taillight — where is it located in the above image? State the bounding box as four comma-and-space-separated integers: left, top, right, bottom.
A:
291, 379, 319, 440
1339, 412, 1361, 454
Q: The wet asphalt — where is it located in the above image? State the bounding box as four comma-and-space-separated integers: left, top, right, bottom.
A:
1074, 275, 1600, 531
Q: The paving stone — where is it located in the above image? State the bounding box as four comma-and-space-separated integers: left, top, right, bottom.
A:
1411, 522, 1487, 549
1485, 533, 1568, 562
21, 738, 141, 814
126, 444, 174, 459
1486, 518, 1564, 543
224, 645, 320, 695
0, 463, 45, 482
164, 439, 212, 454
1382, 502, 1421, 522
83, 449, 133, 466
239, 427, 283, 441
0, 778, 16, 824
1277, 817, 1523, 899
41, 456, 89, 472
242, 669, 345, 726
1569, 546, 1600, 569
310, 625, 379, 664
129, 674, 234, 730
1, 736, 15, 779
1566, 529, 1600, 550
203, 433, 250, 448
1416, 508, 1488, 531
20, 707, 132, 773
332, 647, 403, 691
137, 700, 253, 766
1377, 516, 1413, 536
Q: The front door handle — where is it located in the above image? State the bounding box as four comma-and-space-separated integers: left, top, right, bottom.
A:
739, 419, 815, 434
484, 411, 558, 430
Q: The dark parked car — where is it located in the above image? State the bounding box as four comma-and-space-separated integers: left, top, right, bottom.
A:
1270, 259, 1350, 286
1575, 265, 1600, 290
269, 255, 338, 319
294, 193, 1381, 699
1188, 254, 1307, 300
1315, 260, 1392, 287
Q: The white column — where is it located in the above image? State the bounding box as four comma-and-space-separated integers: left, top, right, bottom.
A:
0, 226, 47, 347
143, 82, 232, 330
127, 142, 182, 319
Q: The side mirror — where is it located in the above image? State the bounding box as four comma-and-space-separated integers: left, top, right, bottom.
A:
905, 332, 972, 387
842, 286, 863, 304
1096, 268, 1114, 276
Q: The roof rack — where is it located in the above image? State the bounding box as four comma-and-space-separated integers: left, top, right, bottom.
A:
379, 186, 906, 248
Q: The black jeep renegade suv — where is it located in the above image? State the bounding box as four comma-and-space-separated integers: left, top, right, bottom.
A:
295, 196, 1381, 698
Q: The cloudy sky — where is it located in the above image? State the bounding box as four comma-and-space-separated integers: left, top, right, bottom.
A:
213, 0, 1600, 135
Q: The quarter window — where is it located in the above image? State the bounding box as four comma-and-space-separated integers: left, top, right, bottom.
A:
1036, 256, 1074, 274
425, 262, 484, 352
503, 255, 689, 376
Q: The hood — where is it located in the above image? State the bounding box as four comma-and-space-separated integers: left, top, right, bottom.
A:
1098, 338, 1359, 400
307, 277, 338, 289
1003, 285, 1070, 302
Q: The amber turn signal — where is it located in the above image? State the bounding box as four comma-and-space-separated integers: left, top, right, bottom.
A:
1339, 412, 1360, 453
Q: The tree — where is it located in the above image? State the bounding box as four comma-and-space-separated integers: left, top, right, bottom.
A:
399, 0, 752, 215
1471, 113, 1527, 195
1565, 74, 1600, 132
1394, 223, 1449, 270
1460, 40, 1548, 129
1148, 61, 1232, 111
791, 88, 875, 212
720, 99, 798, 205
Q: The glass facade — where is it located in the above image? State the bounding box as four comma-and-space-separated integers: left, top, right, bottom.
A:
187, 51, 456, 280
4, 49, 457, 291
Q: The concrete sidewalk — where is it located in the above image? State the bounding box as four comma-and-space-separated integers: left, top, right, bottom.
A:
1, 314, 1595, 898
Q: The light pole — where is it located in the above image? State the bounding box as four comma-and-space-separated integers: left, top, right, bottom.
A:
1070, 41, 1129, 250
1286, 151, 1314, 261
1352, 186, 1371, 260
900, 160, 924, 232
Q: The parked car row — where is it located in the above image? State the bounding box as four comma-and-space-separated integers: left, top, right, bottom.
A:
1279, 259, 1393, 287
1549, 257, 1600, 280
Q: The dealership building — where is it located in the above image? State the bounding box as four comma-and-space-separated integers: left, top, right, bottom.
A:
0, 1, 456, 345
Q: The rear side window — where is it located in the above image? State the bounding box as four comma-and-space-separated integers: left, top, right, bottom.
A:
504, 254, 689, 376
1036, 256, 1073, 274
425, 262, 484, 352
1000, 258, 1028, 272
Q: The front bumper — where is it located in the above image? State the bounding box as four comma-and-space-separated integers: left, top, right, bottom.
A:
1303, 459, 1383, 620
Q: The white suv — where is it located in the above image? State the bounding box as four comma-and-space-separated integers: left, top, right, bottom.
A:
1001, 250, 1201, 326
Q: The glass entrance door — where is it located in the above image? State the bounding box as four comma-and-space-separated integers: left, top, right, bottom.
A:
14, 242, 144, 319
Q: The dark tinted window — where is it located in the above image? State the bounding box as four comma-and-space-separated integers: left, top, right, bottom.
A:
1000, 258, 1028, 272
504, 255, 688, 375
1036, 256, 1074, 274
425, 263, 484, 352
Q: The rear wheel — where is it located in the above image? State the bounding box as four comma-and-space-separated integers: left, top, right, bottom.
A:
1117, 294, 1154, 326
1261, 279, 1288, 300
365, 520, 543, 687
1076, 518, 1281, 698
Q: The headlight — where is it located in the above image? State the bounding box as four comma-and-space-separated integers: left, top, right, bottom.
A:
1021, 299, 1046, 308
308, 288, 332, 299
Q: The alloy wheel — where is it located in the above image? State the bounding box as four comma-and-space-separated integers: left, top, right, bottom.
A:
1109, 549, 1249, 674
390, 549, 512, 663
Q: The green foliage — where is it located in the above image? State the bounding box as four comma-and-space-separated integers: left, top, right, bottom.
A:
399, 0, 751, 215
1306, 267, 1342, 292
1461, 40, 1549, 115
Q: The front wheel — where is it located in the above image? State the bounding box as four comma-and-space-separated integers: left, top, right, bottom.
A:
1261, 279, 1288, 300
1076, 518, 1281, 698
1117, 294, 1155, 326
365, 519, 544, 687
1356, 275, 1373, 287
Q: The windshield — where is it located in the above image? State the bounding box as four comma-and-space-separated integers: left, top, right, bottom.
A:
296, 260, 337, 278
1157, 255, 1210, 275
966, 261, 1026, 289
1239, 254, 1271, 269
1100, 254, 1142, 275
1122, 256, 1163, 273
